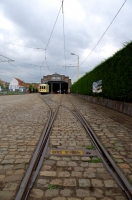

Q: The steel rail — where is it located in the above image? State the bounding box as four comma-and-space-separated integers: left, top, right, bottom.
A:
15, 99, 60, 200
24, 104, 61, 200
66, 95, 132, 199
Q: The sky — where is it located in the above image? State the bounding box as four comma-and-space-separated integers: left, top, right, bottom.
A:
0, 0, 131, 84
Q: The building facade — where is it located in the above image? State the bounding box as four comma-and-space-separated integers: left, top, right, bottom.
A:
9, 78, 25, 92
41, 73, 71, 94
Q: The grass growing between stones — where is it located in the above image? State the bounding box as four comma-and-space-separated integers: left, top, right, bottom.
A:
90, 157, 102, 163
48, 184, 57, 190
86, 145, 95, 150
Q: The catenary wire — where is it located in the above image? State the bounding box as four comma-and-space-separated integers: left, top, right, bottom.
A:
0, 54, 14, 61
45, 3, 62, 51
62, 0, 66, 75
80, 0, 127, 66
40, 2, 63, 74
9, 62, 40, 81
0, 41, 45, 50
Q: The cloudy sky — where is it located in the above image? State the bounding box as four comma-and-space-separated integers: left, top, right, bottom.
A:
0, 0, 131, 83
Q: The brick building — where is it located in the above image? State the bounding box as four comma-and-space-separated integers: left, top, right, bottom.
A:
41, 73, 71, 94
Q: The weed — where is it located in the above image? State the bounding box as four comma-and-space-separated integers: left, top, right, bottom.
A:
48, 184, 57, 190
86, 145, 95, 150
90, 157, 102, 163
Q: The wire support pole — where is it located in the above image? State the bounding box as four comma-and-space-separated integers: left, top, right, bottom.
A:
71, 53, 79, 81
62, 0, 66, 75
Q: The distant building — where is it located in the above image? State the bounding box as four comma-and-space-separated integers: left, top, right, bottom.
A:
0, 79, 9, 88
9, 78, 25, 92
41, 73, 71, 94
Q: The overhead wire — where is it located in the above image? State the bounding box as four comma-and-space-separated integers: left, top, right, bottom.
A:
9, 62, 40, 81
42, 1, 63, 74
45, 4, 62, 51
0, 41, 45, 50
80, 0, 127, 66
62, 0, 66, 75
0, 53, 14, 61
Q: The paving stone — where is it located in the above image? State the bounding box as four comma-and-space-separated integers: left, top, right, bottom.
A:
76, 189, 90, 197
80, 162, 89, 167
84, 198, 96, 200
50, 179, 63, 186
105, 189, 122, 196
2, 175, 23, 182
104, 180, 118, 187
45, 189, 59, 197
118, 163, 130, 169
3, 183, 18, 191
0, 191, 15, 200
63, 179, 76, 186
29, 188, 44, 198
115, 196, 127, 200
68, 161, 78, 167
71, 171, 82, 177
62, 157, 71, 161
57, 161, 67, 166
40, 171, 56, 177
42, 165, 52, 170
1, 159, 14, 164
44, 160, 56, 166
79, 179, 90, 187
50, 156, 62, 161
15, 158, 30, 164
52, 198, 66, 200
74, 167, 84, 172
58, 171, 70, 177
37, 179, 50, 187
14, 164, 25, 170
71, 156, 80, 161
91, 179, 104, 187
85, 168, 96, 173
67, 198, 81, 200
0, 175, 5, 180
91, 188, 103, 198
60, 189, 73, 196
14, 169, 25, 175
83, 172, 95, 178
81, 157, 91, 161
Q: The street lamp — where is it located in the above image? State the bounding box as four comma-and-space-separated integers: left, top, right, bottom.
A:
71, 53, 79, 81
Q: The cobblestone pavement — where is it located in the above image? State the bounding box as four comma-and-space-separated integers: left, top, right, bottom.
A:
28, 94, 128, 200
0, 94, 49, 200
69, 95, 132, 184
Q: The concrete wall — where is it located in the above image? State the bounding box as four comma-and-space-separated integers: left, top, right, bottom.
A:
72, 94, 132, 117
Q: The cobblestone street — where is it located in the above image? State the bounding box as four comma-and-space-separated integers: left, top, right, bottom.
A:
0, 94, 131, 200
0, 94, 49, 199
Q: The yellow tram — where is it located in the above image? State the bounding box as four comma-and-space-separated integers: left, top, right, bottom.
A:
38, 84, 49, 94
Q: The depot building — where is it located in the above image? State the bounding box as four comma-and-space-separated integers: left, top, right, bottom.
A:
41, 73, 71, 94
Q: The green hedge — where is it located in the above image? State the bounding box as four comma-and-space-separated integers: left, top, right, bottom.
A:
70, 41, 132, 102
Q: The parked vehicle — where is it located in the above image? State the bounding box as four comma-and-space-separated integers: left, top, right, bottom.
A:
38, 84, 49, 94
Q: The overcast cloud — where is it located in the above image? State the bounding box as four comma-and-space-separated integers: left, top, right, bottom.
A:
0, 0, 131, 83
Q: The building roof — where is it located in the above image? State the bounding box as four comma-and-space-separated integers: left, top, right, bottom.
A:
15, 78, 25, 86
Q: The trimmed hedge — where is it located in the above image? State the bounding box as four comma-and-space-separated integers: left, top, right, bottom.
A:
70, 42, 132, 102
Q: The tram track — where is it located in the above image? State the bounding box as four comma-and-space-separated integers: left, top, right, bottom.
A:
65, 95, 132, 199
15, 94, 132, 200
15, 95, 63, 200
